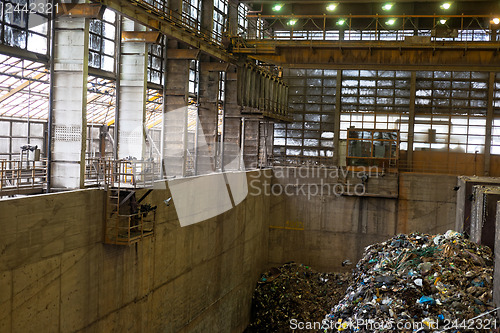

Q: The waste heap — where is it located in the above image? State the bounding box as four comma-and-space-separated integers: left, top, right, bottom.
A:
246, 263, 350, 332
326, 231, 497, 332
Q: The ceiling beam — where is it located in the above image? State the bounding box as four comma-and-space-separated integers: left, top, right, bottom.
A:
235, 40, 500, 69
166, 49, 201, 59
0, 72, 47, 104
121, 31, 162, 43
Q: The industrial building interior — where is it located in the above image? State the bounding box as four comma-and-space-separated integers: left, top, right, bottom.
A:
0, 0, 500, 331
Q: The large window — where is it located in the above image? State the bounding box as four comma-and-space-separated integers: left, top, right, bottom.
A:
213, 0, 227, 42
276, 69, 497, 168
237, 3, 248, 35
414, 71, 488, 153
0, 0, 49, 54
182, 0, 201, 30
89, 9, 117, 72
148, 37, 164, 85
188, 59, 199, 96
340, 70, 410, 150
274, 69, 336, 165
493, 73, 500, 155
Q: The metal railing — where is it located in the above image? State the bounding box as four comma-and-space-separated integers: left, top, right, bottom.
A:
85, 158, 160, 188
124, 0, 227, 47
244, 14, 500, 43
0, 159, 47, 194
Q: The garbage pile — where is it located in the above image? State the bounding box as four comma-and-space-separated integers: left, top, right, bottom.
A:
326, 231, 497, 332
246, 263, 350, 332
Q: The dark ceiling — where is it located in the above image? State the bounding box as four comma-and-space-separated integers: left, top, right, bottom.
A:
240, 1, 500, 31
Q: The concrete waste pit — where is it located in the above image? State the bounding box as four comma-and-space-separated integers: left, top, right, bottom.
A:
245, 263, 351, 332
247, 231, 497, 333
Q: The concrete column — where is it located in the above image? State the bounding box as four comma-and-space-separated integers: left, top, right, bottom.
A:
223, 65, 243, 170
163, 46, 190, 177
228, 0, 239, 36
169, 0, 182, 13
407, 71, 417, 171
201, 0, 214, 32
50, 12, 89, 189
247, 17, 258, 39
117, 18, 147, 160
333, 70, 342, 165
197, 63, 219, 174
484, 72, 495, 176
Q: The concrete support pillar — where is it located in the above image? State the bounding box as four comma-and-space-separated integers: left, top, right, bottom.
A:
163, 49, 190, 177
333, 70, 342, 165
407, 71, 417, 171
117, 18, 147, 160
169, 0, 182, 13
228, 0, 239, 36
484, 72, 495, 176
247, 17, 258, 39
197, 63, 219, 174
50, 13, 89, 189
223, 66, 243, 170
201, 0, 214, 32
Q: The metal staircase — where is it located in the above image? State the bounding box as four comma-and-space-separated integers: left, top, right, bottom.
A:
100, 159, 157, 246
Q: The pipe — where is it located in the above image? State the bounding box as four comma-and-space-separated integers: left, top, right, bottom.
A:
113, 14, 122, 159
160, 36, 167, 179
220, 71, 226, 172
46, 0, 56, 193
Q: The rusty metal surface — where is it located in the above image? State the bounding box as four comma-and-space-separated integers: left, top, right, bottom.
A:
56, 3, 105, 18
233, 41, 500, 69
121, 31, 162, 43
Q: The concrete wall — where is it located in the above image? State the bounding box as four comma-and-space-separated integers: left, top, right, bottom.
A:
268, 168, 458, 273
397, 173, 457, 234
0, 170, 270, 333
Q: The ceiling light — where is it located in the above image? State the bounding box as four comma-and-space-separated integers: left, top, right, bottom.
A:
336, 18, 346, 26
326, 3, 337, 12
287, 19, 297, 26
272, 4, 283, 11
382, 3, 394, 11
439, 18, 447, 24
492, 18, 500, 25
386, 18, 396, 25
440, 2, 451, 10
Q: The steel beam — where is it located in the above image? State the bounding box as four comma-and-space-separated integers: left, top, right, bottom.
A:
240, 43, 500, 70
200, 62, 230, 72
166, 49, 201, 59
91, 0, 231, 62
121, 31, 161, 43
